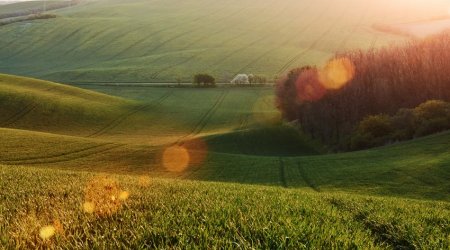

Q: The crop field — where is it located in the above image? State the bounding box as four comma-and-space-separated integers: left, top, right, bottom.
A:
1, 74, 449, 202
1, 165, 449, 249
0, 70, 449, 248
0, 0, 449, 82
1, 0, 450, 248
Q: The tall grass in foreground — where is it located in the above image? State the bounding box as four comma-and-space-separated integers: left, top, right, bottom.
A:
1, 165, 448, 249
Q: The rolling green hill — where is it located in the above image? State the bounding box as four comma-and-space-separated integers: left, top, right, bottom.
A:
1, 0, 448, 82
0, 73, 132, 135
0, 74, 449, 248
0, 74, 448, 201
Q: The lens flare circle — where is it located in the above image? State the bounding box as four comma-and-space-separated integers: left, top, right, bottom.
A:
319, 57, 355, 90
39, 226, 56, 240
83, 202, 95, 214
162, 145, 190, 172
138, 175, 151, 187
83, 176, 127, 217
119, 191, 130, 201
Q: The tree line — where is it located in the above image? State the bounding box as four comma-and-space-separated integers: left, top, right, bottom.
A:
0, 0, 79, 20
276, 31, 450, 150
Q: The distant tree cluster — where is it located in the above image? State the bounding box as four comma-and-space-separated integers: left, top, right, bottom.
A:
249, 74, 267, 84
0, 0, 79, 20
351, 100, 450, 150
193, 73, 216, 87
0, 13, 57, 26
276, 31, 450, 150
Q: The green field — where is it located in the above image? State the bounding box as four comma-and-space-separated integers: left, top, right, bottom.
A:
1, 165, 449, 249
0, 69, 449, 247
1, 74, 449, 196
1, 0, 449, 82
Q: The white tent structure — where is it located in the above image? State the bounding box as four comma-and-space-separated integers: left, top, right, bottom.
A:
231, 74, 250, 84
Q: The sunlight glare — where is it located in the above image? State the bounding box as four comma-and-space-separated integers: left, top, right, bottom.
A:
319, 58, 355, 90
83, 202, 95, 214
39, 226, 55, 240
119, 191, 130, 201
162, 145, 190, 172
53, 219, 64, 234
138, 175, 151, 187
83, 176, 127, 216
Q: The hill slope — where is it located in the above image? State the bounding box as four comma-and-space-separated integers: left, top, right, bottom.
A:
0, 74, 448, 200
1, 125, 448, 201
0, 73, 131, 135
1, 0, 448, 82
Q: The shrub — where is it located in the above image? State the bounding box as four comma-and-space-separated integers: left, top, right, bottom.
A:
193, 73, 215, 87
351, 114, 393, 149
391, 108, 417, 140
413, 100, 450, 136
351, 100, 450, 149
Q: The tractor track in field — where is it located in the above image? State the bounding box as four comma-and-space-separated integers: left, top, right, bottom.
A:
28, 19, 107, 59
0, 86, 56, 127
31, 22, 131, 76
2, 22, 68, 57
4, 21, 73, 60
278, 157, 288, 188
88, 90, 173, 138
335, 1, 373, 51
110, 0, 247, 61
209, 3, 295, 69
177, 90, 228, 143
237, 114, 250, 130
1, 103, 38, 127
59, 23, 122, 57
149, 0, 278, 78
297, 162, 320, 192
1, 143, 123, 166
233, 1, 316, 74
10, 0, 216, 66
1, 143, 112, 162
210, 0, 319, 74
171, 0, 294, 74
106, 0, 236, 61
67, 0, 223, 72
275, 1, 336, 74
277, 0, 349, 75
296, 1, 367, 68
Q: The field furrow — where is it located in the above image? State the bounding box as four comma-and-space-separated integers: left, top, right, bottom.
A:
1, 143, 123, 165
88, 90, 173, 137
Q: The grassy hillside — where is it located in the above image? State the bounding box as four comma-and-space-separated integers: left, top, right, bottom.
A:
0, 74, 132, 135
1, 128, 448, 201
1, 0, 448, 82
0, 74, 448, 201
1, 165, 449, 249
204, 125, 324, 156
